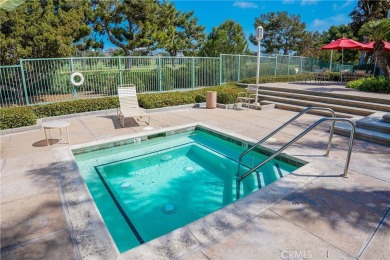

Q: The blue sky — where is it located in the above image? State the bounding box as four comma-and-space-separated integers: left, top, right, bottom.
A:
103, 0, 358, 51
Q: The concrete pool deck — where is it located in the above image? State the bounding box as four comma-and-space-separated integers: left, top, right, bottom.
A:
1, 106, 389, 259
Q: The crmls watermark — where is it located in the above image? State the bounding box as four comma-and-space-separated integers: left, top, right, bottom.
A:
281, 250, 313, 259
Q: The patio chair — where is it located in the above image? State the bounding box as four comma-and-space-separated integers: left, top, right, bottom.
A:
117, 84, 150, 127
235, 86, 259, 109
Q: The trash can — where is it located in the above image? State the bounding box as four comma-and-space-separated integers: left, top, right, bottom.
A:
206, 91, 217, 109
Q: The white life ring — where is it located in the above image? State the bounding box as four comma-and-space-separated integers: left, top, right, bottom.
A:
70, 72, 84, 87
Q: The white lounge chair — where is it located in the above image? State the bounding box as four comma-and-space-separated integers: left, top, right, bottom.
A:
117, 84, 150, 127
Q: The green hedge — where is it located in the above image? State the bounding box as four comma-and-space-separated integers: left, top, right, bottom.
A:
30, 97, 119, 118
346, 77, 390, 93
138, 84, 242, 109
0, 107, 37, 130
0, 84, 242, 130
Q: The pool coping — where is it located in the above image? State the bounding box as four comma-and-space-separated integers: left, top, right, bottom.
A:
53, 123, 340, 259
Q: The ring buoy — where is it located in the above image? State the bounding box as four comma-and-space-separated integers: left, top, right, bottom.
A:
70, 72, 84, 87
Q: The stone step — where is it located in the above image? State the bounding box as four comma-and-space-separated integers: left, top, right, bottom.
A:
356, 113, 390, 134
261, 101, 353, 118
334, 122, 390, 146
384, 113, 390, 123
259, 95, 376, 116
257, 89, 390, 112
255, 85, 390, 105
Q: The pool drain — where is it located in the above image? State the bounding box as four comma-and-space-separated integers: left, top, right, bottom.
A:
161, 155, 172, 161
120, 182, 131, 189
162, 203, 176, 214
183, 166, 194, 173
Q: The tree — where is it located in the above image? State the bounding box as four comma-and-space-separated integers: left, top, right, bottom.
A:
0, 0, 98, 65
349, 0, 389, 38
91, 0, 159, 57
250, 11, 306, 55
92, 0, 205, 57
297, 31, 323, 58
155, 1, 205, 56
200, 20, 250, 57
359, 19, 390, 78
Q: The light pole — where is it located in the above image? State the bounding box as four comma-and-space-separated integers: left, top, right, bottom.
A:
255, 26, 264, 106
329, 40, 334, 71
329, 49, 333, 71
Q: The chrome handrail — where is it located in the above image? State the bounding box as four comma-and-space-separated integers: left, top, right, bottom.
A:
236, 107, 336, 179
236, 117, 355, 199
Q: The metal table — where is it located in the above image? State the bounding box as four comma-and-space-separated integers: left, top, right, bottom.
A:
42, 121, 70, 146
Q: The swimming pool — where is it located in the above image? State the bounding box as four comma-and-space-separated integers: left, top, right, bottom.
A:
73, 126, 302, 252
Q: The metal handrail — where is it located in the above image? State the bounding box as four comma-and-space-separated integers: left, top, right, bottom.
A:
236, 117, 356, 199
236, 107, 336, 179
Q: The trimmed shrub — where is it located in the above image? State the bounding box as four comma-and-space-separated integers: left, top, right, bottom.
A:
0, 84, 243, 130
0, 107, 37, 129
346, 77, 390, 93
138, 84, 242, 109
30, 97, 119, 118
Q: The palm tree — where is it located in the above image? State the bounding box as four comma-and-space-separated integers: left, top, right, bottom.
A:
359, 19, 390, 78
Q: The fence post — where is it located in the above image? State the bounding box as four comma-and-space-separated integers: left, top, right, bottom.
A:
19, 59, 29, 105
274, 55, 277, 76
237, 54, 241, 81
70, 57, 74, 72
287, 55, 291, 75
300, 56, 303, 72
158, 56, 162, 92
118, 56, 123, 86
219, 54, 222, 85
311, 58, 314, 72
192, 57, 195, 90
70, 58, 77, 99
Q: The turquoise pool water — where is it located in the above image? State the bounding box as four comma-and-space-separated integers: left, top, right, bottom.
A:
74, 128, 300, 252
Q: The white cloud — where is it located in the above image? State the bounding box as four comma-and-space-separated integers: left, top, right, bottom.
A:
310, 14, 350, 32
282, 0, 295, 4
333, 0, 354, 11
301, 0, 318, 6
232, 1, 258, 9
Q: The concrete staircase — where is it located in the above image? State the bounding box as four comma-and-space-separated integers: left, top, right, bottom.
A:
253, 85, 390, 118
334, 112, 390, 146
236, 84, 390, 146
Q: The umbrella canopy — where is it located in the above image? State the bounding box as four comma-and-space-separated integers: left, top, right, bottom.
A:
321, 37, 365, 50
321, 37, 365, 68
361, 41, 390, 51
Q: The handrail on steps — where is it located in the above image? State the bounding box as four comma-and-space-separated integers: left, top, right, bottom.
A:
236, 107, 336, 179
235, 117, 356, 199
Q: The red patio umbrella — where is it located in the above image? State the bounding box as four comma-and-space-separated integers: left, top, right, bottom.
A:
321, 37, 365, 50
321, 37, 365, 66
360, 41, 390, 75
361, 41, 390, 51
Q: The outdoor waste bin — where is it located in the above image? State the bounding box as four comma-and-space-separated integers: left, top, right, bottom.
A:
206, 91, 217, 109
